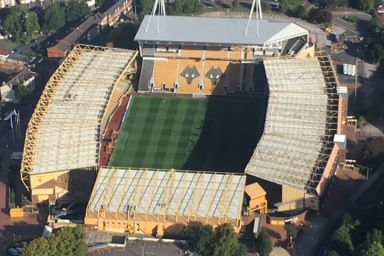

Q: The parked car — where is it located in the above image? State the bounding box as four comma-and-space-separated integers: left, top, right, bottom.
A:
7, 247, 19, 256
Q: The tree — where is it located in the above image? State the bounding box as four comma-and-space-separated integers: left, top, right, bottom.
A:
188, 224, 214, 256
168, 0, 183, 15
357, 116, 366, 129
9, 189, 15, 208
187, 223, 246, 256
327, 0, 348, 8
349, 0, 376, 12
279, 0, 288, 13
307, 8, 332, 25
257, 230, 272, 256
213, 224, 246, 256
285, 225, 298, 243
138, 0, 155, 19
331, 224, 354, 255
3, 7, 40, 42
16, 85, 29, 99
361, 241, 384, 256
22, 227, 87, 256
181, 0, 202, 15
3, 7, 25, 42
23, 12, 40, 39
65, 0, 90, 23
294, 5, 307, 19
22, 237, 50, 256
326, 250, 341, 256
43, 3, 65, 33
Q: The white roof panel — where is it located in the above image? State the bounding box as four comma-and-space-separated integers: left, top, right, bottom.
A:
88, 167, 246, 221
245, 58, 331, 193
135, 15, 308, 46
30, 46, 136, 174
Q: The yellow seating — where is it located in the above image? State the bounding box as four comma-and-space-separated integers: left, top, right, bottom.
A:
180, 47, 204, 59
205, 47, 229, 59
150, 47, 256, 95
153, 59, 178, 89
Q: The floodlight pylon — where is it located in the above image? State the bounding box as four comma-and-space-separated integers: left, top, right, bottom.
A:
245, 0, 263, 36
145, 0, 166, 33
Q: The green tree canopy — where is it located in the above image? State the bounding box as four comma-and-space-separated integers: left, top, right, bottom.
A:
21, 226, 87, 256
181, 0, 202, 15
65, 0, 90, 23
188, 224, 214, 256
4, 7, 25, 42
43, 3, 66, 33
16, 85, 29, 99
212, 224, 246, 256
3, 7, 40, 42
187, 223, 246, 256
331, 224, 354, 255
349, 0, 376, 12
326, 250, 341, 256
327, 0, 348, 8
22, 237, 50, 256
285, 225, 298, 241
307, 8, 332, 25
137, 0, 154, 19
23, 12, 40, 39
361, 241, 384, 256
257, 230, 273, 256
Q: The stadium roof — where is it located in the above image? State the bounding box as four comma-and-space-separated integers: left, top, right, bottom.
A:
21, 45, 137, 178
135, 15, 308, 46
245, 58, 336, 195
87, 167, 245, 221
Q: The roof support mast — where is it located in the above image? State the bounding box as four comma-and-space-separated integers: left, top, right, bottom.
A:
245, 0, 263, 36
145, 0, 166, 33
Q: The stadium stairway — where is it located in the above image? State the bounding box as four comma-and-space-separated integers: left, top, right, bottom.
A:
138, 59, 155, 92
281, 38, 297, 55
142, 47, 155, 57
289, 38, 306, 55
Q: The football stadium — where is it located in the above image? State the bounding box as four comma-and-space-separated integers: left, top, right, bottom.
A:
20, 0, 348, 236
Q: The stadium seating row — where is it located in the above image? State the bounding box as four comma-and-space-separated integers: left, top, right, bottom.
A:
151, 57, 256, 95
153, 46, 250, 60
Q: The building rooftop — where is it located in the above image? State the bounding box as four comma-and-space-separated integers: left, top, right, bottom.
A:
87, 167, 246, 221
134, 15, 308, 46
244, 183, 266, 199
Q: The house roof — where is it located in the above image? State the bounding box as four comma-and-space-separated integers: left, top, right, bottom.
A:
0, 48, 11, 56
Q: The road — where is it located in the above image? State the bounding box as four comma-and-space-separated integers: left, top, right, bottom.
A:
331, 10, 372, 37
14, 36, 46, 54
294, 159, 384, 256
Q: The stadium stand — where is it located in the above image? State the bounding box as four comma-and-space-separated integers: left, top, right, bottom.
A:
245, 58, 338, 196
85, 167, 245, 235
20, 45, 137, 202
135, 15, 309, 95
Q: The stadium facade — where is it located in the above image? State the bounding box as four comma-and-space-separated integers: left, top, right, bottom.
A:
21, 5, 348, 236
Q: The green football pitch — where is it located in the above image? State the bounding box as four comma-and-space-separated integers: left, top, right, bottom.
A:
109, 95, 266, 172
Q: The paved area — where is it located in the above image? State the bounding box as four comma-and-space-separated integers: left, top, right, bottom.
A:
89, 240, 187, 256
270, 247, 290, 256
